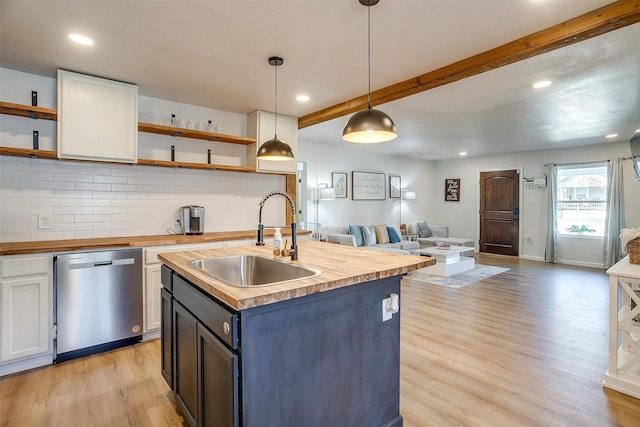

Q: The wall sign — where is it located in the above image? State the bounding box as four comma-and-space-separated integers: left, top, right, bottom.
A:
352, 171, 386, 200
445, 178, 460, 202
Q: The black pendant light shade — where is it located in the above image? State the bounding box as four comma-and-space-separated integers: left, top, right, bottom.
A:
257, 56, 294, 161
342, 107, 397, 143
257, 136, 294, 160
343, 0, 397, 143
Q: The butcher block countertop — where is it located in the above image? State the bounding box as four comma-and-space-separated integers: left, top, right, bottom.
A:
158, 240, 435, 310
0, 229, 308, 256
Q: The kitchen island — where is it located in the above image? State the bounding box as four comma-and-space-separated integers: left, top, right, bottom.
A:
158, 240, 433, 427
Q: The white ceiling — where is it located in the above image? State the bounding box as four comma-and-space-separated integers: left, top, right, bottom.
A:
1, 0, 638, 160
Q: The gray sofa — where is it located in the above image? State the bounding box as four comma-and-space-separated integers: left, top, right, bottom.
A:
326, 224, 421, 254
406, 221, 475, 249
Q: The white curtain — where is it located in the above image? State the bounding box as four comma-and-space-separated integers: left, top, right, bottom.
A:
545, 163, 558, 263
604, 157, 625, 268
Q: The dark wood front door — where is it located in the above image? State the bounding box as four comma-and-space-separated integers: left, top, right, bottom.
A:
479, 170, 519, 256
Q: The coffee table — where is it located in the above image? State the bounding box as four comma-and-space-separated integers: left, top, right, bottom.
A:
418, 246, 475, 277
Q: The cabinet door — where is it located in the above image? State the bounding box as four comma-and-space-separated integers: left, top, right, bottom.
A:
144, 265, 162, 332
173, 301, 198, 427
57, 70, 138, 163
197, 323, 239, 427
161, 287, 173, 388
0, 275, 50, 361
247, 110, 297, 174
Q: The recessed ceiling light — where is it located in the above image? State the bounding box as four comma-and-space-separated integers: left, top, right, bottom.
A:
606, 133, 618, 138
459, 152, 467, 156
296, 95, 310, 102
533, 80, 552, 89
69, 34, 94, 46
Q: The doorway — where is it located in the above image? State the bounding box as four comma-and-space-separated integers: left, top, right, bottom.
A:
479, 169, 520, 256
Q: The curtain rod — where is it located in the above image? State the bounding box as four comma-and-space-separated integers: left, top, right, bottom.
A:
543, 159, 610, 167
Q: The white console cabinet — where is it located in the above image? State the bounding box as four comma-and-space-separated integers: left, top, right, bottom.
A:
604, 256, 640, 399
0, 254, 53, 372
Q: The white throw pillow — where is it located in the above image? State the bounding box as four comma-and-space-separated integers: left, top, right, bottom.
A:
362, 225, 377, 246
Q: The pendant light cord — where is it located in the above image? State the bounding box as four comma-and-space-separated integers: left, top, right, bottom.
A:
367, 3, 371, 110
274, 61, 278, 138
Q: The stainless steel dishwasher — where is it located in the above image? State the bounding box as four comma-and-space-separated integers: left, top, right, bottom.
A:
54, 248, 143, 362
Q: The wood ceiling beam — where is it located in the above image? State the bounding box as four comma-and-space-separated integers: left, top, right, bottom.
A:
298, 0, 640, 129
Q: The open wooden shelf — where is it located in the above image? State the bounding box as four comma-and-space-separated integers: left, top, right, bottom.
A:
138, 122, 256, 145
137, 158, 256, 173
0, 101, 260, 173
0, 101, 57, 121
0, 146, 57, 159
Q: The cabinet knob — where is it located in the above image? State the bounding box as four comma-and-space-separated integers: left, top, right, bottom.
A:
223, 321, 230, 335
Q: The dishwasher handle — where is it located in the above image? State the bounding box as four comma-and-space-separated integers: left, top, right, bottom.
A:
94, 260, 113, 267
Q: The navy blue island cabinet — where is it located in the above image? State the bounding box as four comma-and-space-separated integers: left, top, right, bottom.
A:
160, 264, 403, 427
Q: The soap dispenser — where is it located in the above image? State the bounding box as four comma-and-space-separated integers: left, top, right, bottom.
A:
273, 228, 282, 257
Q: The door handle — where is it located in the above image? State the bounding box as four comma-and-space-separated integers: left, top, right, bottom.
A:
513, 207, 519, 221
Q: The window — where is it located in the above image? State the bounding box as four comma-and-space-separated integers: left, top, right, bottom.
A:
556, 162, 608, 237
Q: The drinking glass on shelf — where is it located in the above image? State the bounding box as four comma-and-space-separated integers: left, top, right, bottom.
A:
177, 118, 186, 128
214, 124, 223, 134
186, 121, 196, 130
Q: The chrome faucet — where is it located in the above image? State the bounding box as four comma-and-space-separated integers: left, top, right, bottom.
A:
256, 191, 298, 261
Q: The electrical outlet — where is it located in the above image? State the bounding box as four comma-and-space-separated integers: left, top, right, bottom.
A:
38, 214, 52, 230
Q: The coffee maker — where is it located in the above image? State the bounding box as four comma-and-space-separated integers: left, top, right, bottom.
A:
180, 205, 205, 235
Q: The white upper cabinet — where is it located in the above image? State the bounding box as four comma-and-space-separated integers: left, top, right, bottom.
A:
247, 110, 297, 174
57, 70, 138, 163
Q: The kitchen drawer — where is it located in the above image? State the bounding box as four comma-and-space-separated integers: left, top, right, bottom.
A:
1, 255, 51, 278
173, 274, 238, 350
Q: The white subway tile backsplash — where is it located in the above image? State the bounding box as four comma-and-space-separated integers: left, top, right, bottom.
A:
32, 180, 75, 190
74, 182, 112, 191
92, 175, 128, 184
31, 198, 74, 207
54, 173, 93, 183
1, 157, 286, 242
54, 222, 93, 232
93, 206, 128, 215
74, 198, 111, 207
54, 206, 93, 215
53, 190, 93, 199
74, 214, 112, 223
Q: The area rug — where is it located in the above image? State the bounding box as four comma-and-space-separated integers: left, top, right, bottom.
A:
407, 264, 509, 289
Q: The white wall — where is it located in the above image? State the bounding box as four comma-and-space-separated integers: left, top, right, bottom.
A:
0, 68, 285, 243
297, 139, 438, 231
432, 142, 640, 267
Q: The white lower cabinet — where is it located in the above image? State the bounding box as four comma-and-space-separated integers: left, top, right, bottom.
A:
144, 265, 163, 332
143, 241, 229, 333
0, 255, 52, 367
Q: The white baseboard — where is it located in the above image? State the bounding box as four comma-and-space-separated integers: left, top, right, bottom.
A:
0, 353, 53, 377
520, 255, 545, 262
556, 259, 604, 269
143, 329, 160, 341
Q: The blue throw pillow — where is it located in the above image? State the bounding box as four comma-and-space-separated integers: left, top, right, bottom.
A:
348, 225, 364, 247
387, 226, 401, 243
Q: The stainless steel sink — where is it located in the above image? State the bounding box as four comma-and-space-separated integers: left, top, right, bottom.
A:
190, 255, 321, 287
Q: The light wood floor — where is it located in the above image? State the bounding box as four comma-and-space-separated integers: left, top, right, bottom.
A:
1, 254, 639, 426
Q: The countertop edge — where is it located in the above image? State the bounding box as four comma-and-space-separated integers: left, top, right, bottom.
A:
0, 229, 311, 256
158, 241, 435, 310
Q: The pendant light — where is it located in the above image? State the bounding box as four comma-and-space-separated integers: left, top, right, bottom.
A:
257, 56, 294, 160
343, 0, 397, 143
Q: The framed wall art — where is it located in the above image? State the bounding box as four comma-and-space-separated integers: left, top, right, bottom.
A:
445, 178, 460, 202
352, 171, 386, 200
332, 172, 348, 198
389, 176, 401, 198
